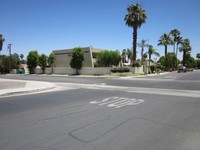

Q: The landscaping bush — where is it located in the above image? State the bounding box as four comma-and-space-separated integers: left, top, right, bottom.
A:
157, 64, 165, 71
150, 64, 165, 73
150, 66, 156, 73
110, 67, 130, 73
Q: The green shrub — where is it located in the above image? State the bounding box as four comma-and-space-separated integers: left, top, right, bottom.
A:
150, 66, 156, 73
157, 64, 165, 71
150, 64, 165, 73
110, 67, 130, 73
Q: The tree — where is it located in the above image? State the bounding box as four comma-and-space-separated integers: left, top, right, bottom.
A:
196, 53, 200, 69
39, 54, 47, 74
165, 52, 178, 71
127, 48, 133, 64
96, 50, 121, 67
158, 53, 180, 71
175, 36, 183, 68
135, 59, 142, 67
70, 47, 84, 75
137, 39, 149, 67
121, 49, 127, 63
27, 51, 39, 74
11, 53, 20, 69
146, 45, 160, 73
124, 3, 147, 66
158, 33, 173, 56
197, 60, 200, 69
0, 55, 10, 73
196, 53, 200, 60
170, 29, 181, 53
48, 53, 56, 74
157, 56, 166, 70
111, 50, 121, 67
179, 39, 192, 66
186, 56, 197, 68
0, 53, 20, 73
0, 34, 5, 51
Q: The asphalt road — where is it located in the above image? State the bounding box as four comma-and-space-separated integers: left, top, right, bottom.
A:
1, 70, 200, 91
0, 71, 200, 150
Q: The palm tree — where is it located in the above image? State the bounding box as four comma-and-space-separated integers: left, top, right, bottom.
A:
179, 39, 192, 66
137, 39, 149, 67
121, 49, 127, 63
170, 29, 181, 53
175, 36, 183, 67
146, 45, 160, 73
0, 34, 5, 51
158, 33, 173, 56
127, 48, 133, 64
48, 53, 56, 74
124, 3, 147, 66
176, 36, 183, 54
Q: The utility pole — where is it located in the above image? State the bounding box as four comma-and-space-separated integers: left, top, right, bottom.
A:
7, 44, 12, 73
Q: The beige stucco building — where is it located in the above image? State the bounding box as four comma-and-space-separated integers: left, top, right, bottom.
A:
52, 47, 106, 68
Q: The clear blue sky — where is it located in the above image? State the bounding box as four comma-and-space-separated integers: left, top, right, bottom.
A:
1, 0, 200, 60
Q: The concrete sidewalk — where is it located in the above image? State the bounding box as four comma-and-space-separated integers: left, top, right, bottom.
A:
0, 79, 56, 96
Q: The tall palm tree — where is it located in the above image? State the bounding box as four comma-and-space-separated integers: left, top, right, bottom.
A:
158, 33, 173, 56
124, 3, 147, 66
179, 39, 192, 66
137, 39, 149, 67
175, 36, 183, 67
0, 34, 5, 51
146, 45, 160, 73
170, 29, 181, 53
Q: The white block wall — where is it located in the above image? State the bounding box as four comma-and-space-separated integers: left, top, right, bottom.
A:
34, 67, 144, 75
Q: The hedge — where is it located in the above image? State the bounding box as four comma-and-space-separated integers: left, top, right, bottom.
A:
110, 67, 130, 73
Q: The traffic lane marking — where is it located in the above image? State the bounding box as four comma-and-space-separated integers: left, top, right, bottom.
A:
90, 97, 145, 108
56, 83, 200, 98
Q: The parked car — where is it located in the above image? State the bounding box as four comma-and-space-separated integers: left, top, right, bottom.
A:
177, 68, 187, 73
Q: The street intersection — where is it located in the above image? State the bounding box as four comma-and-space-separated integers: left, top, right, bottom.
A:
0, 71, 200, 150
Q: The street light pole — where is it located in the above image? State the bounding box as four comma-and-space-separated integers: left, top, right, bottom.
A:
7, 44, 12, 73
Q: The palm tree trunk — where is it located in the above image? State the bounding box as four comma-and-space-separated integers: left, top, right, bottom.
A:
141, 47, 144, 63
164, 45, 167, 56
175, 43, 178, 68
173, 43, 176, 53
132, 26, 137, 66
183, 51, 186, 66
141, 47, 144, 71
0, 43, 2, 51
149, 54, 151, 74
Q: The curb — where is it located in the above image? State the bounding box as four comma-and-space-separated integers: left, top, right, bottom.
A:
0, 79, 56, 96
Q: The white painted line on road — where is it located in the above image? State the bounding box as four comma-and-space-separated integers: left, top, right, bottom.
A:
108, 99, 145, 108
59, 83, 200, 98
90, 97, 145, 108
